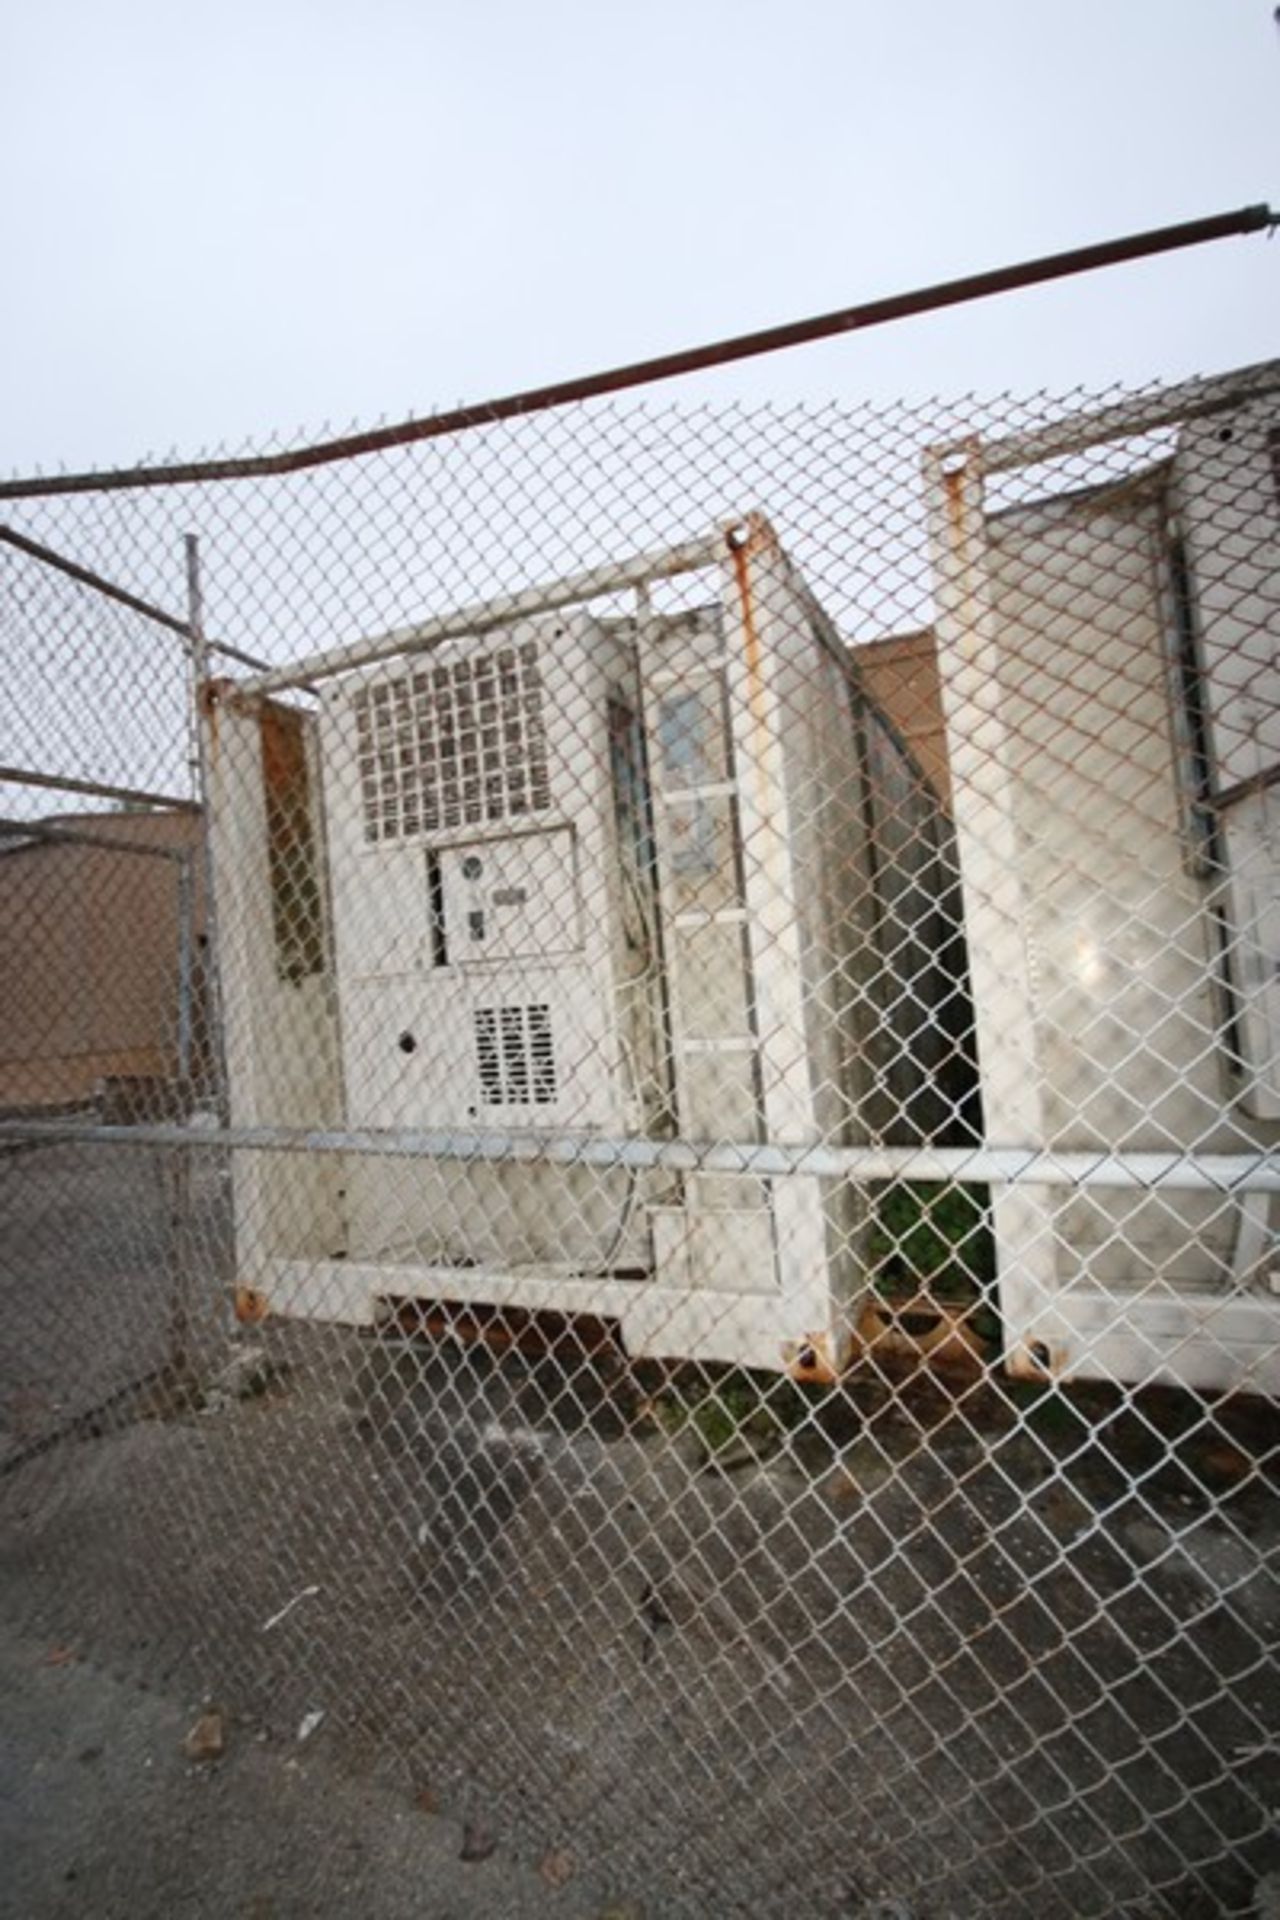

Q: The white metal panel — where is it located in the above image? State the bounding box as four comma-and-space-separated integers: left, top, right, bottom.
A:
438, 829, 580, 964
985, 479, 1226, 1153
201, 691, 346, 1273
714, 519, 876, 1360
719, 523, 822, 1150
341, 959, 618, 1131
945, 447, 1280, 1390
1021, 1285, 1280, 1397
1171, 403, 1280, 1117
323, 609, 641, 1285
650, 1207, 777, 1296
266, 1254, 823, 1373
1222, 788, 1280, 1118
1174, 402, 1280, 793
925, 443, 1058, 1379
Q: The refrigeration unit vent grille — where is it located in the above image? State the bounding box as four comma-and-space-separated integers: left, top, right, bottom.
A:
475, 1003, 557, 1107
354, 641, 551, 843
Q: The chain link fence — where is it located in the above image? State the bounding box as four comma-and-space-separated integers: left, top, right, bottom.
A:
0, 362, 1277, 1919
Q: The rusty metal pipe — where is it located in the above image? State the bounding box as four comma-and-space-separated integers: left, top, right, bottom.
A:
0, 205, 1270, 501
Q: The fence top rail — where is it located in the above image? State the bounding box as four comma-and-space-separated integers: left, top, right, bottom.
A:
0, 205, 1270, 503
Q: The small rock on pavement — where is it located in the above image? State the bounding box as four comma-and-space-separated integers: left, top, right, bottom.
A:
183, 1708, 226, 1763
539, 1848, 575, 1890
459, 1821, 497, 1863
824, 1441, 894, 1504
1034, 1482, 1092, 1540
212, 1346, 277, 1404
1200, 1440, 1252, 1482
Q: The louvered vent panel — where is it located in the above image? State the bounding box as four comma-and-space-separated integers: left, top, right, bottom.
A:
353, 641, 551, 843
474, 1003, 557, 1106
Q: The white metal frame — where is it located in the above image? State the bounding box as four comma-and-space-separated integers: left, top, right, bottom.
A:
925, 362, 1280, 1394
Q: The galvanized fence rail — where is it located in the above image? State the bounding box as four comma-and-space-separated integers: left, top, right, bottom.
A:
0, 361, 1277, 1920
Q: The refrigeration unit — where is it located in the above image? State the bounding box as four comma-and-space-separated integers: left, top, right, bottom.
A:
204, 514, 967, 1375
924, 376, 1280, 1393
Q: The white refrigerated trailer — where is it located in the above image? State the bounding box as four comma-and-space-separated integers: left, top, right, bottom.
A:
922, 367, 1279, 1393
204, 513, 969, 1376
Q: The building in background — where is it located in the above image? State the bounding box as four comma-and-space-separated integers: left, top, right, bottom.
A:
0, 808, 206, 1113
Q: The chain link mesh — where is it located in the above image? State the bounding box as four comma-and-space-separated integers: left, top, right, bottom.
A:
1, 368, 1277, 1919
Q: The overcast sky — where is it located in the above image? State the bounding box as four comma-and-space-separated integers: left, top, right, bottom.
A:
1, 0, 1277, 475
